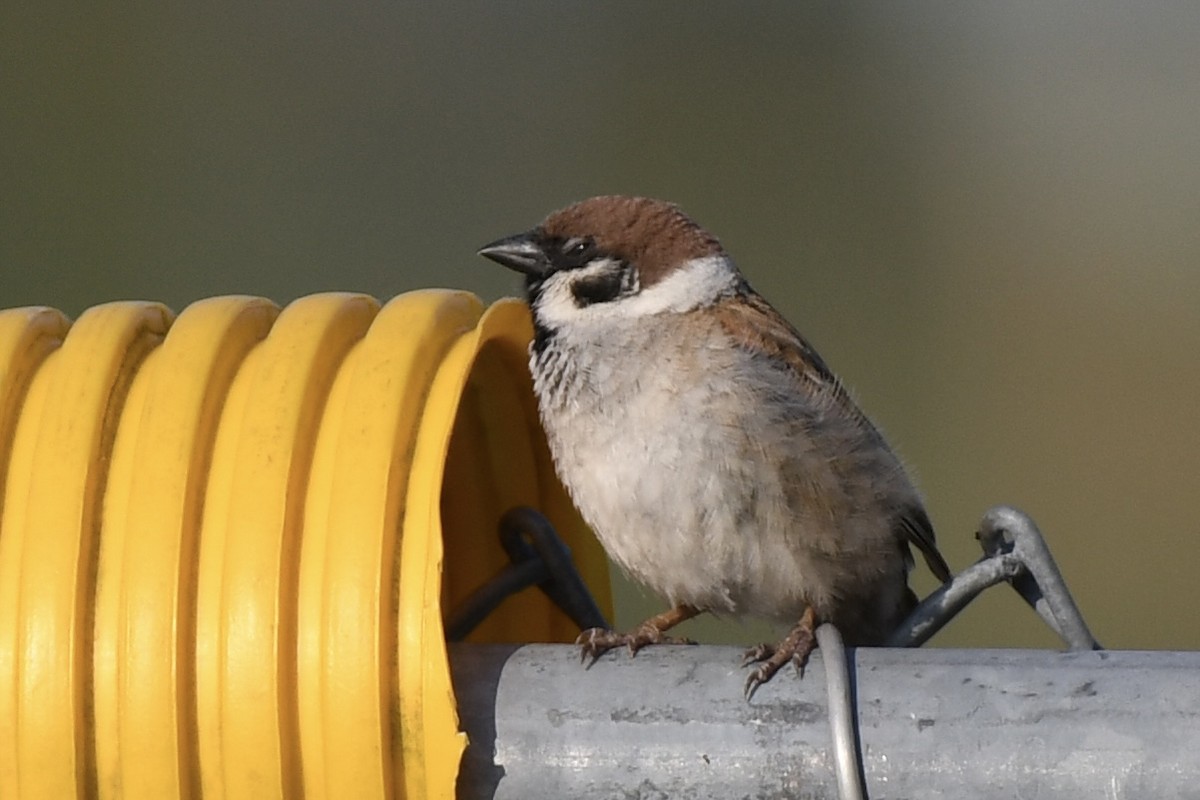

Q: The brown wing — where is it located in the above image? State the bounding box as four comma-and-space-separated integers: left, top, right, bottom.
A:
710, 286, 952, 584
710, 288, 846, 398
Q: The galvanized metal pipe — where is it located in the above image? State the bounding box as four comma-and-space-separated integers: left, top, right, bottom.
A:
451, 644, 1200, 799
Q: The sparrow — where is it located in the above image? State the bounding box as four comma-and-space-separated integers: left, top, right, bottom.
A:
479, 196, 951, 697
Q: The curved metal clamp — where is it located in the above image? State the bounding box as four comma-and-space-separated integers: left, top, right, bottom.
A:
888, 505, 1100, 650
828, 507, 1099, 799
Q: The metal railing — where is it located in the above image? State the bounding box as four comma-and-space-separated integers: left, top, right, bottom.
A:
447, 506, 1194, 799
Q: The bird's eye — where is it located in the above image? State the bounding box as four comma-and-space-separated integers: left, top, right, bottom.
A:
551, 237, 598, 271
564, 238, 592, 258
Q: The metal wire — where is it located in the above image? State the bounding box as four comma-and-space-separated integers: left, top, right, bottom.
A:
888, 505, 1100, 650
886, 553, 1023, 647
978, 506, 1099, 650
815, 624, 866, 800
445, 506, 609, 641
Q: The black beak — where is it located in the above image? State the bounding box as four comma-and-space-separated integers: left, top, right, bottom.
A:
477, 232, 549, 277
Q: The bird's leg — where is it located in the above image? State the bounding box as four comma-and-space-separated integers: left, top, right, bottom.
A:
576, 603, 702, 665
742, 605, 818, 699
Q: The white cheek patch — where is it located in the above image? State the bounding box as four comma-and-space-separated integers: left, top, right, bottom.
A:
533, 258, 623, 327
534, 255, 738, 328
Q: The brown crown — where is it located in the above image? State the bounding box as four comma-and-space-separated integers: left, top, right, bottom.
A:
539, 196, 725, 286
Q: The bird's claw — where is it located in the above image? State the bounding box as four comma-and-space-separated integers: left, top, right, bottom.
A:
575, 627, 616, 665
742, 646, 813, 700
740, 642, 775, 667
743, 665, 772, 700
575, 624, 696, 666
741, 608, 818, 699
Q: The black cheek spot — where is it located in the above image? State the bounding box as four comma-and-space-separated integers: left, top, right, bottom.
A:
571, 272, 625, 307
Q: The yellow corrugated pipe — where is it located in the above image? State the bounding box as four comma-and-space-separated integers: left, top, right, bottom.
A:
0, 291, 611, 799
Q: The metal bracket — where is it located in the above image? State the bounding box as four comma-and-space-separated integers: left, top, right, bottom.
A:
445, 506, 610, 641
888, 505, 1100, 650
806, 505, 1099, 800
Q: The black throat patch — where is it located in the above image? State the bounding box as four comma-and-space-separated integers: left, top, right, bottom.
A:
525, 276, 555, 357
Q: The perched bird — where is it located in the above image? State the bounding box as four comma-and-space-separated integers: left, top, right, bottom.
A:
479, 196, 951, 697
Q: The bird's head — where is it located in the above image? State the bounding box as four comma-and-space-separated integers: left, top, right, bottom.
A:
478, 196, 740, 331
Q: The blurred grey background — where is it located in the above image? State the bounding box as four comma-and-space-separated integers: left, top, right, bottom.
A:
4, 3, 1198, 650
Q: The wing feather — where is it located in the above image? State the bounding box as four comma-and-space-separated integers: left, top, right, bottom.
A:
710, 286, 952, 583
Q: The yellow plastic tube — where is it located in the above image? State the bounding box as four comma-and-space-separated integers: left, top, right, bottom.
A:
0, 291, 611, 800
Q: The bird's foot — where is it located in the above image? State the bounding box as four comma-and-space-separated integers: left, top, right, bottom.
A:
742, 606, 818, 700
575, 604, 702, 666
575, 624, 695, 664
